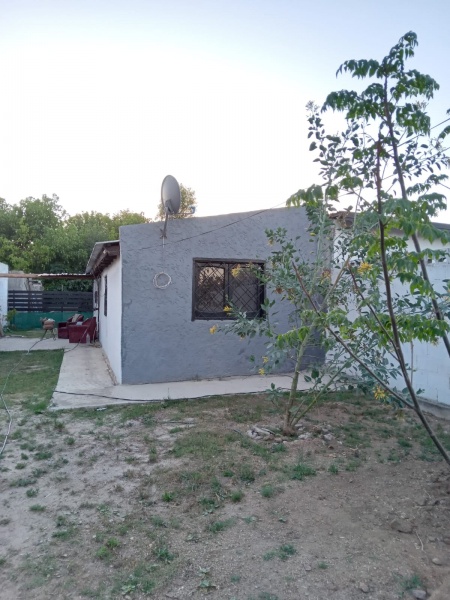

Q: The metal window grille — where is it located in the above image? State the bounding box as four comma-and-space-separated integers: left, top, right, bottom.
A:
193, 260, 264, 320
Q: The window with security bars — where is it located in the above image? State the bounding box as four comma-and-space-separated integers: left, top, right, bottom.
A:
192, 260, 265, 320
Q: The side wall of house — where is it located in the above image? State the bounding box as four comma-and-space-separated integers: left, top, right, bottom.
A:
119, 207, 322, 384
97, 258, 122, 383
0, 262, 8, 326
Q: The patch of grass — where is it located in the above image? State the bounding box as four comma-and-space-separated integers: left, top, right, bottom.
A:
345, 459, 362, 471
230, 574, 241, 583
31, 467, 48, 479
172, 430, 228, 459
162, 491, 175, 502
34, 448, 52, 460
153, 542, 175, 563
271, 443, 287, 453
151, 515, 168, 528
397, 573, 423, 596
148, 445, 158, 463
111, 563, 157, 597
260, 484, 278, 498
239, 464, 256, 483
328, 463, 339, 474
96, 546, 111, 560
285, 461, 316, 481
264, 544, 296, 561
120, 403, 157, 426
208, 518, 235, 534
10, 477, 37, 488
0, 350, 64, 412
26, 488, 39, 497
52, 515, 77, 541
29, 504, 46, 512
0, 557, 6, 567
169, 426, 184, 434
230, 489, 244, 502
15, 462, 27, 469
20, 553, 58, 588
318, 561, 328, 569
65, 437, 75, 446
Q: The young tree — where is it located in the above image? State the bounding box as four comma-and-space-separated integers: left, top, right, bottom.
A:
155, 184, 197, 221
289, 32, 450, 464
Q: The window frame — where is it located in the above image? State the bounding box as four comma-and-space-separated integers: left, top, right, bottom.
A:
192, 258, 265, 321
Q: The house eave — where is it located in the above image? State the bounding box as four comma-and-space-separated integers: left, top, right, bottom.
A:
86, 241, 120, 277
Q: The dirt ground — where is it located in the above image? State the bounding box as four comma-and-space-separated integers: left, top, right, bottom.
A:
1, 373, 450, 599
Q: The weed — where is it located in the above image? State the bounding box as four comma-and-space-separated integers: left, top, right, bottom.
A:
148, 445, 158, 463
10, 477, 37, 488
34, 449, 53, 460
318, 561, 328, 569
15, 462, 26, 470
260, 484, 278, 498
31, 467, 48, 478
26, 488, 39, 497
52, 515, 77, 540
230, 490, 244, 502
172, 430, 226, 459
397, 573, 423, 596
169, 426, 184, 434
208, 518, 235, 534
162, 491, 174, 502
105, 537, 120, 549
328, 463, 339, 475
0, 518, 11, 526
96, 503, 110, 515
271, 443, 286, 453
387, 450, 402, 463
153, 543, 175, 563
222, 469, 234, 477
151, 515, 168, 528
21, 453, 29, 460
65, 437, 75, 446
239, 464, 256, 483
230, 574, 241, 583
285, 461, 316, 481
345, 459, 362, 471
54, 421, 65, 432
29, 504, 46, 512
263, 544, 296, 561
258, 593, 279, 600
0, 557, 6, 567
96, 546, 111, 560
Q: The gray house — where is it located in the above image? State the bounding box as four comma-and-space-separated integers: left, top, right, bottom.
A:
86, 207, 321, 385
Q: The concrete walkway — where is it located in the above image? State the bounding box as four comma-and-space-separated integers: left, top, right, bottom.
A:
0, 335, 307, 410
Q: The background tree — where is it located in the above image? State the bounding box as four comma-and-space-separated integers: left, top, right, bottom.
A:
0, 197, 151, 289
155, 184, 197, 221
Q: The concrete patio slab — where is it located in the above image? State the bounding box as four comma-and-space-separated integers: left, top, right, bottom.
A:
0, 335, 71, 352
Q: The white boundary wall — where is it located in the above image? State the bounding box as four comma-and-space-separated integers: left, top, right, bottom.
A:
0, 262, 8, 326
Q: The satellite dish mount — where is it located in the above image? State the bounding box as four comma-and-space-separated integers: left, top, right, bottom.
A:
160, 175, 181, 238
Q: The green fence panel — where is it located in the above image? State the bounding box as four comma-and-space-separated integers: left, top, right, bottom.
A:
10, 311, 93, 330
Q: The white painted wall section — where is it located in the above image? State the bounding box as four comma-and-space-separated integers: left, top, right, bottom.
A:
98, 258, 122, 383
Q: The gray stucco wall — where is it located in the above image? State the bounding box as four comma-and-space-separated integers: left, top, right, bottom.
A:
120, 207, 322, 384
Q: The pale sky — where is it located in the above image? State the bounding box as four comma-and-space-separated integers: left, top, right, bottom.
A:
0, 0, 449, 221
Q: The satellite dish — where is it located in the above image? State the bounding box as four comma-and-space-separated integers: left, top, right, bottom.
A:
161, 175, 181, 216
